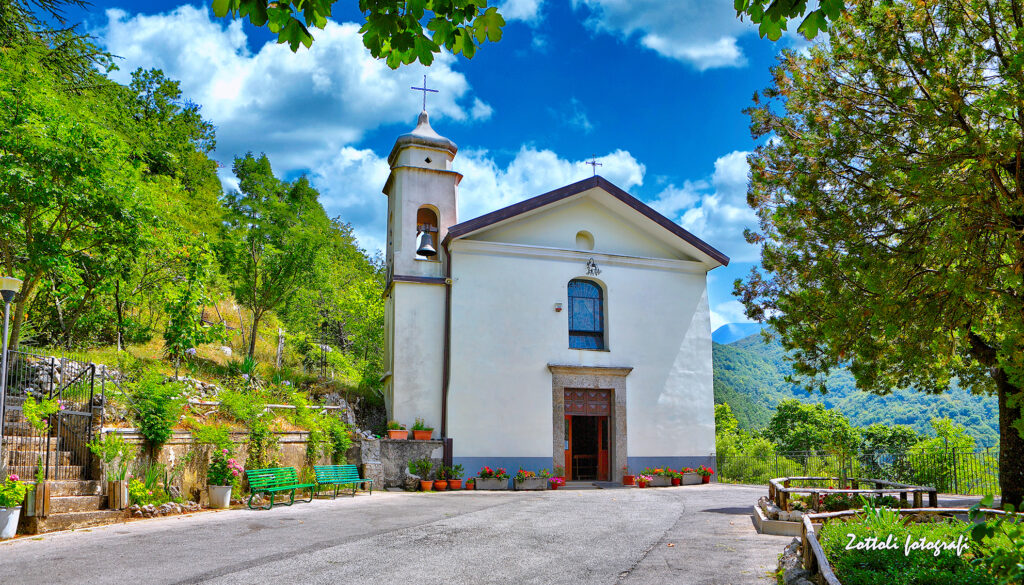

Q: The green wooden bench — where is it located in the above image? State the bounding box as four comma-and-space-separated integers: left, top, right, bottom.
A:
245, 467, 316, 510
314, 464, 373, 498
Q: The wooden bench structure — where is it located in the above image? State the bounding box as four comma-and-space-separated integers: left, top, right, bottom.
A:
314, 464, 373, 498
768, 476, 938, 511
245, 467, 316, 510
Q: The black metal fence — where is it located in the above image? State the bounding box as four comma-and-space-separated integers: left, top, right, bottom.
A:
1, 350, 101, 480
716, 448, 1001, 495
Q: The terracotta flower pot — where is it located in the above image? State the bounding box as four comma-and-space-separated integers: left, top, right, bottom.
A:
387, 429, 408, 439
671, 478, 681, 486
419, 480, 434, 491
412, 430, 433, 440
434, 480, 448, 491
448, 479, 462, 490
465, 481, 475, 491
622, 475, 635, 486
637, 480, 648, 488
702, 475, 711, 484
549, 483, 559, 491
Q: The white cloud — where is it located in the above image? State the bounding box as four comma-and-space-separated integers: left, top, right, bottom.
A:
571, 0, 755, 70
709, 299, 750, 330
499, 0, 545, 23
98, 6, 490, 171
651, 150, 758, 262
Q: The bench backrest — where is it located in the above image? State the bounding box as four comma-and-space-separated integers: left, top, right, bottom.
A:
314, 464, 363, 483
246, 467, 299, 490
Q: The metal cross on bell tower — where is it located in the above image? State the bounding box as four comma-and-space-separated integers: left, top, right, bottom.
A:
586, 155, 603, 176
411, 74, 439, 111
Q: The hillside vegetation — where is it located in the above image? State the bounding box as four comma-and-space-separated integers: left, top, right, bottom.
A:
714, 333, 1000, 447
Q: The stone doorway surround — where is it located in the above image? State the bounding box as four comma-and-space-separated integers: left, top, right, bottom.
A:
548, 364, 632, 483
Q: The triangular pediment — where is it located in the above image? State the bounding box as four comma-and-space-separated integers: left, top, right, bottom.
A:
445, 177, 728, 267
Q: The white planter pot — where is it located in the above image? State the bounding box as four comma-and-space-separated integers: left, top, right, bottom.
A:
208, 485, 232, 509
649, 475, 672, 487
682, 472, 702, 485
513, 477, 548, 491
474, 478, 509, 490
0, 507, 21, 540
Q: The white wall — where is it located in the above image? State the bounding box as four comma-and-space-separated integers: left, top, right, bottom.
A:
389, 282, 446, 432
447, 239, 716, 458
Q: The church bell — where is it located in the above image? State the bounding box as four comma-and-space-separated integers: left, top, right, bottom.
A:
416, 230, 437, 257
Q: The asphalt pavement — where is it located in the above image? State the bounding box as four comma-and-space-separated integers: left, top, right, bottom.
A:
3, 483, 788, 585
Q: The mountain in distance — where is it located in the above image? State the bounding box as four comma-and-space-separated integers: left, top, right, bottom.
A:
712, 322, 768, 344
713, 332, 1000, 447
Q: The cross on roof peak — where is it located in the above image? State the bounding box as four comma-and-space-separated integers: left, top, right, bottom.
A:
586, 155, 603, 176
411, 74, 439, 112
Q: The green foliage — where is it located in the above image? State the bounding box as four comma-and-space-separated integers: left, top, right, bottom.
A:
129, 372, 184, 450
734, 0, 845, 41
820, 506, 993, 585
409, 457, 433, 479
714, 335, 1000, 446
737, 0, 1024, 505
128, 478, 167, 507
765, 399, 860, 456
0, 475, 30, 507
190, 422, 234, 452
21, 395, 59, 432
163, 245, 225, 363
411, 417, 432, 431
218, 387, 279, 469
387, 420, 404, 430
212, 0, 505, 67
207, 447, 243, 487
88, 433, 135, 481
970, 496, 1024, 585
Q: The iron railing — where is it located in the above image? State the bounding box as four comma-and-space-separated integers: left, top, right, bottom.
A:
2, 350, 102, 480
716, 448, 1001, 495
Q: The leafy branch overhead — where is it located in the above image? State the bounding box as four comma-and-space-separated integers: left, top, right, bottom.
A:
211, 0, 505, 67
734, 0, 845, 41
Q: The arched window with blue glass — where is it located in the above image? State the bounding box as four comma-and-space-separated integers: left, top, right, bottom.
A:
568, 279, 605, 350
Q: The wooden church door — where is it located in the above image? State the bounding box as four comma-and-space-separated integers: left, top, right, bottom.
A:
564, 389, 611, 481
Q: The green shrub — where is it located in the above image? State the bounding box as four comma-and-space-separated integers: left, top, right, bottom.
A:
970, 496, 1024, 585
22, 395, 59, 432
819, 504, 995, 585
87, 433, 134, 481
219, 387, 278, 469
129, 372, 184, 450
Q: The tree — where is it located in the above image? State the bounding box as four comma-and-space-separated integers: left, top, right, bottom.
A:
218, 153, 330, 358
736, 0, 1024, 506
0, 45, 144, 351
212, 0, 505, 67
734, 0, 845, 40
764, 399, 859, 457
163, 245, 225, 370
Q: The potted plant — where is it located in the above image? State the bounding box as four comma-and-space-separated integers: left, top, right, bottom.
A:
23, 458, 50, 517
434, 466, 449, 491
642, 468, 671, 487
386, 420, 408, 440
409, 458, 434, 491
622, 465, 635, 486
697, 465, 714, 484
0, 474, 29, 540
670, 469, 682, 487
513, 468, 547, 491
411, 418, 433, 440
465, 478, 475, 490
475, 466, 509, 490
207, 447, 244, 509
88, 433, 134, 510
552, 463, 566, 488
682, 467, 702, 485
447, 464, 464, 490
637, 474, 652, 488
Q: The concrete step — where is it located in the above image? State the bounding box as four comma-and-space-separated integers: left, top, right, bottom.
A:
19, 510, 126, 535
48, 480, 103, 497
49, 495, 107, 514
560, 481, 600, 490
8, 465, 85, 481
5, 450, 72, 466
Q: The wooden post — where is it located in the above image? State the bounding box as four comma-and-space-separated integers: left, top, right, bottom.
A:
913, 491, 922, 508
928, 490, 937, 508
275, 328, 285, 369
899, 491, 908, 506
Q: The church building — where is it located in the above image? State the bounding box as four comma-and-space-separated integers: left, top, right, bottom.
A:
381, 110, 728, 482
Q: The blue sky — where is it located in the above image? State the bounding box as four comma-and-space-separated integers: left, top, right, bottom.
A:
65, 0, 811, 329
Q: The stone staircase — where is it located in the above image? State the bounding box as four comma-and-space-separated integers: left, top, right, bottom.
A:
4, 398, 125, 534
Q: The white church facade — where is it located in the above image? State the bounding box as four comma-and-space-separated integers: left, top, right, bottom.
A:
382, 111, 728, 482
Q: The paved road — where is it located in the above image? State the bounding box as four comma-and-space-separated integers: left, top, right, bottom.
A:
2, 484, 789, 585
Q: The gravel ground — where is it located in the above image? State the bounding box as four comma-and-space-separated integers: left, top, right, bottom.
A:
2, 483, 788, 585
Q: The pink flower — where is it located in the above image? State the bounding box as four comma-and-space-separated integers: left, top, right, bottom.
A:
9, 474, 19, 482
221, 448, 229, 454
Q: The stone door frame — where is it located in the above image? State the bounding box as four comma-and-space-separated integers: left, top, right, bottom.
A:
548, 364, 633, 483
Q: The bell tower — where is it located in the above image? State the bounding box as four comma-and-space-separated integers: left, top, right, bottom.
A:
382, 109, 461, 433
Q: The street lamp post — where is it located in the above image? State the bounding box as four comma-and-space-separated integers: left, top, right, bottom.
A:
0, 276, 23, 474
